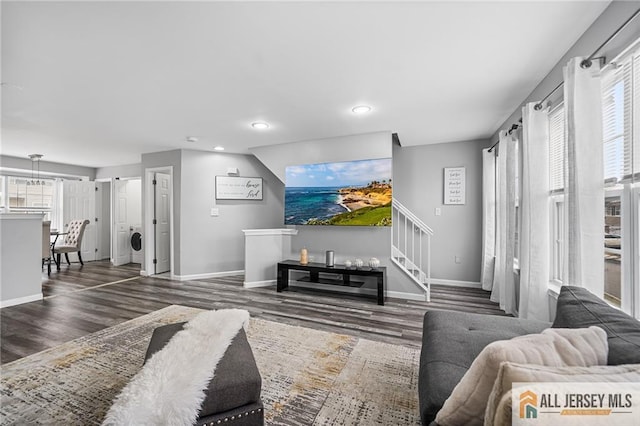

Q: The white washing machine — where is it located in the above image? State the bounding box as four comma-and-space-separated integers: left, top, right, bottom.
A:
130, 225, 143, 264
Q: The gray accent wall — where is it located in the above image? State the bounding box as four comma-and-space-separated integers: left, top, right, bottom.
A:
179, 149, 284, 275
393, 138, 491, 283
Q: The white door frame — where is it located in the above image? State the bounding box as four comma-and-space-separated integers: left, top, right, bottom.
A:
143, 166, 174, 277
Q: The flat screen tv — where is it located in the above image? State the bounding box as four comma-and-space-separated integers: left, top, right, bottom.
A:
285, 158, 392, 226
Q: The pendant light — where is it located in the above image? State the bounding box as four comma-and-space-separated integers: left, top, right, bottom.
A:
28, 154, 43, 185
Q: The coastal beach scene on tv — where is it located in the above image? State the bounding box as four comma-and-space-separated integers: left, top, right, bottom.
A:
285, 158, 392, 226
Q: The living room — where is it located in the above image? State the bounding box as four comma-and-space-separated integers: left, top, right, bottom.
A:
1, 1, 640, 425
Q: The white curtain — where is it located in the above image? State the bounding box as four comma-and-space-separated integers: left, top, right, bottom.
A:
480, 148, 496, 291
491, 131, 518, 315
51, 178, 64, 231
563, 57, 605, 297
518, 103, 550, 321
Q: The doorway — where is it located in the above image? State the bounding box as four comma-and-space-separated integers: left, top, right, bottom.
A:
96, 181, 111, 261
111, 178, 142, 267
62, 180, 97, 263
144, 167, 173, 276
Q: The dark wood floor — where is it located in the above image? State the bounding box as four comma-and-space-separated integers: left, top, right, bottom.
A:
1, 260, 507, 364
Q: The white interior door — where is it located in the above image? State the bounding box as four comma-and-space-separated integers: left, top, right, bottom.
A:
95, 182, 111, 260
63, 180, 96, 263
112, 179, 131, 266
154, 173, 171, 274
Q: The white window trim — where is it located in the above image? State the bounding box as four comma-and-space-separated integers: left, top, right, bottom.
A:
549, 194, 565, 286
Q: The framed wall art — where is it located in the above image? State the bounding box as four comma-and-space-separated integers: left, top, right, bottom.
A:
444, 167, 465, 205
215, 176, 263, 200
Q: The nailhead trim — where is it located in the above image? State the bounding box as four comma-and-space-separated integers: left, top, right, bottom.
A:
206, 405, 262, 424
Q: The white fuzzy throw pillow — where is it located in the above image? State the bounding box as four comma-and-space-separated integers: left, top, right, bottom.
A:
102, 308, 250, 426
434, 326, 608, 426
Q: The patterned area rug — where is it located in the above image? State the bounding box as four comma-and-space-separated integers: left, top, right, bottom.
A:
0, 305, 420, 425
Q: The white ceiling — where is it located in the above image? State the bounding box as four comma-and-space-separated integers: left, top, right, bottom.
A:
1, 1, 610, 168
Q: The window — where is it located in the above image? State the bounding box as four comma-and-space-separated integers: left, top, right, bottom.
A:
604, 190, 622, 307
548, 105, 565, 192
551, 196, 565, 283
546, 42, 640, 318
514, 139, 520, 265
4, 176, 57, 222
600, 43, 640, 316
0, 176, 5, 211
548, 104, 566, 284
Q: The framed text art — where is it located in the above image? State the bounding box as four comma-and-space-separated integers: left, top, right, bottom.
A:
215, 176, 263, 200
444, 167, 465, 205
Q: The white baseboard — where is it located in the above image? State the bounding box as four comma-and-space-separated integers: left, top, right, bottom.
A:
243, 279, 276, 288
288, 281, 426, 301
431, 278, 482, 289
0, 293, 43, 308
140, 270, 148, 276
174, 270, 245, 282
387, 290, 428, 301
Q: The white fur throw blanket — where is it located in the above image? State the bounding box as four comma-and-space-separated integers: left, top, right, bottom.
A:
102, 308, 250, 426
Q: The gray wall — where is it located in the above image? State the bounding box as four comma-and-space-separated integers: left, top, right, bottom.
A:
96, 163, 142, 180
0, 215, 43, 305
179, 149, 284, 275
393, 138, 490, 283
0, 155, 96, 179
98, 181, 111, 260
251, 131, 392, 183
493, 1, 640, 142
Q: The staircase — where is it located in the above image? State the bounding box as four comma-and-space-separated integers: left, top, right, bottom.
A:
391, 199, 433, 301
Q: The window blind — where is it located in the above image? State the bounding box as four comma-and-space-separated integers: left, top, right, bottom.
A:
549, 105, 565, 191
601, 45, 640, 183
633, 52, 639, 177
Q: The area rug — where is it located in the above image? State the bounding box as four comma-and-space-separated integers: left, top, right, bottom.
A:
0, 305, 420, 425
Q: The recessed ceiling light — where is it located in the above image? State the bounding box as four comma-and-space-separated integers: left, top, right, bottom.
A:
251, 122, 270, 130
186, 136, 198, 143
352, 105, 372, 114
213, 146, 225, 151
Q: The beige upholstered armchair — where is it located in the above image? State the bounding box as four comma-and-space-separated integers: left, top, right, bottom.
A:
53, 219, 90, 271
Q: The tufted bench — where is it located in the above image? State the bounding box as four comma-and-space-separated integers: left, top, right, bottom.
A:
145, 322, 264, 426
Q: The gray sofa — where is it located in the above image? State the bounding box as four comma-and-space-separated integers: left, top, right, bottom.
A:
418, 285, 640, 425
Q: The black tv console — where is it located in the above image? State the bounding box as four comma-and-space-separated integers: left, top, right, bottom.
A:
276, 260, 386, 305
